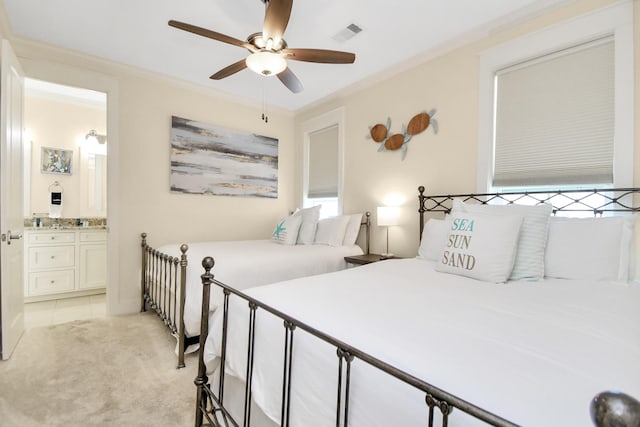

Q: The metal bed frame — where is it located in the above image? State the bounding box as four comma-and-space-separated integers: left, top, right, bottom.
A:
193, 187, 640, 426
140, 213, 372, 368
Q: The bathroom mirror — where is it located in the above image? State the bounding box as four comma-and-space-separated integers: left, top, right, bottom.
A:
86, 153, 107, 214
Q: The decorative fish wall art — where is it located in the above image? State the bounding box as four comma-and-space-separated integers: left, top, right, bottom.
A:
367, 109, 438, 160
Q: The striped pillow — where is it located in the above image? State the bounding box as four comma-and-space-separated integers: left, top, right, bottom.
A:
452, 200, 552, 280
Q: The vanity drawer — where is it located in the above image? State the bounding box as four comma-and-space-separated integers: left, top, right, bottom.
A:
28, 270, 75, 295
28, 245, 75, 270
28, 232, 76, 245
79, 231, 107, 242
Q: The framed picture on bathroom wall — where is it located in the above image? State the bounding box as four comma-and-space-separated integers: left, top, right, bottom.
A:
41, 147, 73, 175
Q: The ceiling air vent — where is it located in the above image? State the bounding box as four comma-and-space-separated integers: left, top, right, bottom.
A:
332, 23, 363, 42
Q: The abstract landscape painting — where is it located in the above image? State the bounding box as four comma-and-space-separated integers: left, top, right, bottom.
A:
170, 116, 278, 198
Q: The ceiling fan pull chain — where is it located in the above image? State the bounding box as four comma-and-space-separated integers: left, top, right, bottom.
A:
266, 82, 269, 123
261, 79, 268, 123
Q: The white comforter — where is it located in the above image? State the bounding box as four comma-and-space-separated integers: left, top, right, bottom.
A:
204, 258, 640, 426
156, 240, 363, 336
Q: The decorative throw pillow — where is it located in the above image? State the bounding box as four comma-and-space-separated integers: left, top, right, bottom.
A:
314, 215, 351, 247
435, 212, 523, 283
292, 205, 321, 245
544, 216, 635, 282
417, 217, 451, 261
271, 215, 303, 245
342, 213, 364, 246
452, 200, 552, 280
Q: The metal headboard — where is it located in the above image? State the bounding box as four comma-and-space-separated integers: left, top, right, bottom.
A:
418, 186, 640, 239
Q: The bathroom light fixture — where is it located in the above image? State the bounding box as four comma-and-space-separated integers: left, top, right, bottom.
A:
377, 206, 400, 257
85, 129, 107, 144
245, 51, 287, 76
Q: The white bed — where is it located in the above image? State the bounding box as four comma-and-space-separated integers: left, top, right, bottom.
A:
157, 239, 363, 337
194, 188, 640, 426
203, 258, 640, 426
141, 208, 369, 368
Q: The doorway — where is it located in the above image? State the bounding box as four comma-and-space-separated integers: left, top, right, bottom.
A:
22, 78, 108, 328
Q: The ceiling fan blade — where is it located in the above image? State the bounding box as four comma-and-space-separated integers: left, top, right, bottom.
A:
277, 67, 303, 93
168, 20, 255, 51
210, 59, 248, 80
282, 48, 356, 64
263, 0, 293, 45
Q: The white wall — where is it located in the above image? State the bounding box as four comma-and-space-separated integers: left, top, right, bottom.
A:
295, 0, 640, 258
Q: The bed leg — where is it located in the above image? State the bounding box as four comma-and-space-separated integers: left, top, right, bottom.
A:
195, 257, 215, 427
140, 233, 147, 313
177, 244, 188, 369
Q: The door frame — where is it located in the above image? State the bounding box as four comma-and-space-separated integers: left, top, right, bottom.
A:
17, 57, 119, 315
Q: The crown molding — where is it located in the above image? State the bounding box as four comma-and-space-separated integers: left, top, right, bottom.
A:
10, 35, 294, 118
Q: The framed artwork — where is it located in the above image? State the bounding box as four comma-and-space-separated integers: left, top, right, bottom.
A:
41, 147, 73, 175
170, 116, 278, 198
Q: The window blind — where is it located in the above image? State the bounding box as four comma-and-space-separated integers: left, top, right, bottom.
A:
493, 37, 614, 187
308, 125, 339, 198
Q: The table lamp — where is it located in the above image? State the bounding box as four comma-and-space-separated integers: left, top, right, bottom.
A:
377, 206, 400, 258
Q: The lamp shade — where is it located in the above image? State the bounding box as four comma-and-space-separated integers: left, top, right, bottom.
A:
377, 206, 400, 226
246, 51, 287, 76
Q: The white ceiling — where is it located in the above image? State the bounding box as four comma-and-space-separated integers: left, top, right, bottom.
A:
3, 0, 571, 111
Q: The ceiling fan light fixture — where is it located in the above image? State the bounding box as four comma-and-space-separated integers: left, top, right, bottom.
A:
246, 51, 287, 76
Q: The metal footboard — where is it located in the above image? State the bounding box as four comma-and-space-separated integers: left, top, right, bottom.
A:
193, 257, 518, 427
140, 232, 190, 368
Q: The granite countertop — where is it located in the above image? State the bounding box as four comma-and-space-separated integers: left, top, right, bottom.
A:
24, 225, 107, 231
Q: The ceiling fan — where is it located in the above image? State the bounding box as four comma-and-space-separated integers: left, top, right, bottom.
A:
168, 0, 356, 94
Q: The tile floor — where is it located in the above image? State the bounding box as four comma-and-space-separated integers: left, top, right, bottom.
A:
23, 293, 106, 329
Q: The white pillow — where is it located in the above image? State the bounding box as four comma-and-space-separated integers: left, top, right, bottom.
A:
435, 212, 523, 283
452, 200, 552, 280
417, 218, 451, 261
292, 205, 321, 245
315, 216, 351, 247
271, 215, 302, 245
342, 213, 364, 246
545, 216, 635, 282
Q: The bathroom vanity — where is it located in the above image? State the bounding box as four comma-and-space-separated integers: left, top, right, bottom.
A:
24, 227, 107, 302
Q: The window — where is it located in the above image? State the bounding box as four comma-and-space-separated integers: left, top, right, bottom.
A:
302, 108, 344, 218
477, 1, 633, 193
494, 38, 614, 188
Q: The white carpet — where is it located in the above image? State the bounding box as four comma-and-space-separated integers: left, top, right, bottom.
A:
0, 312, 198, 426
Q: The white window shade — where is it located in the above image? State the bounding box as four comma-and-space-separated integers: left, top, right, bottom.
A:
308, 125, 338, 198
493, 38, 614, 187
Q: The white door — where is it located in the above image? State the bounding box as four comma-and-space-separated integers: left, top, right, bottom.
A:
0, 39, 25, 360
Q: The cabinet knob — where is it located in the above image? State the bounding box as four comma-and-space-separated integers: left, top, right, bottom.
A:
50, 280, 55, 284
50, 256, 55, 259
50, 237, 55, 240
